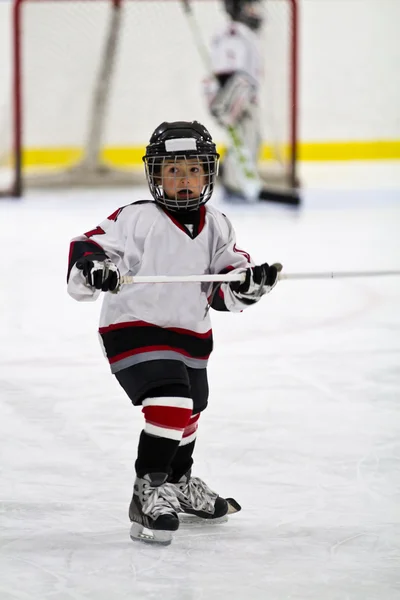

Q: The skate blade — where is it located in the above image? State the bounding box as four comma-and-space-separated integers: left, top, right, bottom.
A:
178, 513, 228, 525
129, 523, 173, 546
226, 498, 241, 514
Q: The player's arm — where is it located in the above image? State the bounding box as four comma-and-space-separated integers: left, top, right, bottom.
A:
209, 214, 279, 312
67, 206, 127, 301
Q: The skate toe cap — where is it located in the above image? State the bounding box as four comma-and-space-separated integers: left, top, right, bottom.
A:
154, 513, 180, 531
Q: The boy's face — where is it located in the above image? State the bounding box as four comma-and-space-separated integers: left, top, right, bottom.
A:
160, 157, 207, 205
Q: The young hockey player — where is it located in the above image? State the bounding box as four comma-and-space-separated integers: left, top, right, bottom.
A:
67, 120, 281, 545
204, 0, 299, 205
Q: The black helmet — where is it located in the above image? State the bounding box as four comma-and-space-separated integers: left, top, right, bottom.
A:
224, 0, 263, 31
143, 121, 219, 211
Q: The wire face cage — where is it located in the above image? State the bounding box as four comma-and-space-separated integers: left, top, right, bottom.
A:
144, 154, 219, 210
0, 0, 298, 197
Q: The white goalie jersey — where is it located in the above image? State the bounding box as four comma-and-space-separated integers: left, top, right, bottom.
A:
209, 21, 262, 86
204, 21, 262, 122
67, 201, 258, 373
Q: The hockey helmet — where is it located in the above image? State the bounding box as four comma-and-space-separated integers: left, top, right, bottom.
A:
143, 121, 219, 211
224, 0, 263, 31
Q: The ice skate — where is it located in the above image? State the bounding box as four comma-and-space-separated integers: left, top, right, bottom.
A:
172, 470, 241, 524
129, 473, 181, 545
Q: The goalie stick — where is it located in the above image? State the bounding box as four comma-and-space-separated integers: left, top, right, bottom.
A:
180, 0, 299, 206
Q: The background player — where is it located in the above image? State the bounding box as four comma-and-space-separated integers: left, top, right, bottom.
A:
204, 0, 299, 205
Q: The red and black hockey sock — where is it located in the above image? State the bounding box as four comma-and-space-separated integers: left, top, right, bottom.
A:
135, 383, 193, 478
169, 413, 200, 482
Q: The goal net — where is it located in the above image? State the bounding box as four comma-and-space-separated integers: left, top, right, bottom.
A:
0, 0, 298, 197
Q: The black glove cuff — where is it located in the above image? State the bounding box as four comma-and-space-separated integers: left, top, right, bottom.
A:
229, 269, 251, 294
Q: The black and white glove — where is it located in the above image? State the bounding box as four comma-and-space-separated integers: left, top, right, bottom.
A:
76, 253, 120, 292
230, 263, 282, 300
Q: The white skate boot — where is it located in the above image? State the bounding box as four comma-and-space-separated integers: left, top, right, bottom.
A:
129, 472, 181, 545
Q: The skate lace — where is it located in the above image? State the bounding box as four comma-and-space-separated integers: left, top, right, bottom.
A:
142, 482, 181, 520
180, 477, 218, 513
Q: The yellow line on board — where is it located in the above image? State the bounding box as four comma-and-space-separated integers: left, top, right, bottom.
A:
5, 140, 400, 168
297, 140, 400, 161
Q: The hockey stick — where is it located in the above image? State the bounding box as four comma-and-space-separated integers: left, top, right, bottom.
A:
278, 269, 400, 281
180, 0, 262, 201
119, 269, 400, 286
120, 273, 245, 285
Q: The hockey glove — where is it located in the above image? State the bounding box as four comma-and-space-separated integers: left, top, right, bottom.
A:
76, 253, 120, 292
230, 263, 281, 300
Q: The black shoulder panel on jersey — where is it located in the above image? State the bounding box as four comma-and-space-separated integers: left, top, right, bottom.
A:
67, 239, 107, 281
130, 199, 155, 206
107, 200, 155, 222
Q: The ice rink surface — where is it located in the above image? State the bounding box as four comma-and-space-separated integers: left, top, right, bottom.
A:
1, 163, 400, 600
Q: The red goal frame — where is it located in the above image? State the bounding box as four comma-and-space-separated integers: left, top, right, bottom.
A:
3, 0, 299, 197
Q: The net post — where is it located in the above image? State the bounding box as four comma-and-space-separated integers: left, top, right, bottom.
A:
82, 0, 123, 169
289, 0, 299, 189
12, 0, 23, 197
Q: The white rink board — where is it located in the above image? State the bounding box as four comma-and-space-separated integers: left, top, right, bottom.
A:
1, 0, 400, 148
0, 172, 400, 599
0, 0, 292, 152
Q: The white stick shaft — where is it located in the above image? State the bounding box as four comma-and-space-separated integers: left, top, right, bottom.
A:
119, 270, 400, 286
279, 270, 400, 281
120, 274, 245, 285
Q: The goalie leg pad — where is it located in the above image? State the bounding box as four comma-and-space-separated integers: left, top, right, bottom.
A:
209, 72, 255, 127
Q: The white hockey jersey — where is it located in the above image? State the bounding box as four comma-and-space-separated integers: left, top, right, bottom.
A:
67, 201, 258, 373
209, 21, 262, 90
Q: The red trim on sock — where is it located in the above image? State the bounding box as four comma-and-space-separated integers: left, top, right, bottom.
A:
142, 404, 192, 431
182, 413, 200, 438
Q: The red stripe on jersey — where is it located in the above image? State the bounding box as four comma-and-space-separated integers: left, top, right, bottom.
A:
167, 325, 211, 338
198, 205, 206, 234
221, 265, 235, 273
84, 226, 105, 238
142, 405, 192, 430
107, 207, 123, 221
233, 244, 251, 263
